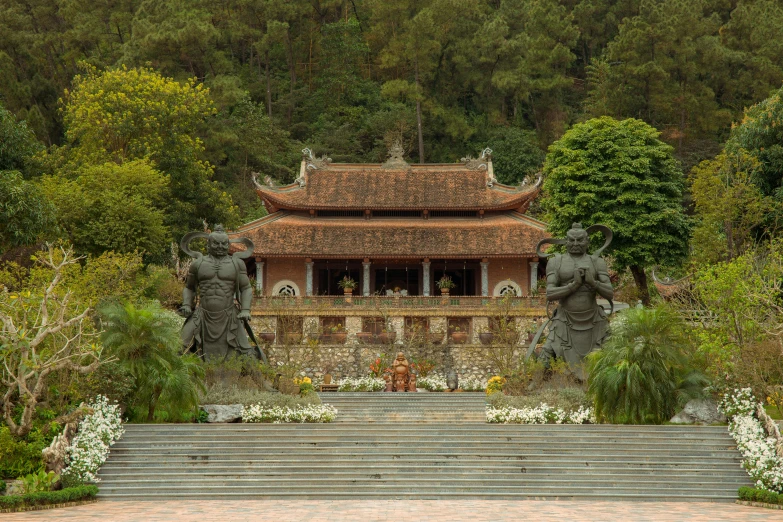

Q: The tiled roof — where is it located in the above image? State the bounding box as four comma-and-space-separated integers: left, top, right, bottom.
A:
257, 164, 539, 211
232, 212, 548, 258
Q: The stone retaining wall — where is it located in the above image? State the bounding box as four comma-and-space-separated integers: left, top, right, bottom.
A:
261, 342, 527, 383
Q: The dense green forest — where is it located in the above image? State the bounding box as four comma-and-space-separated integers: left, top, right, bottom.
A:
1, 0, 783, 260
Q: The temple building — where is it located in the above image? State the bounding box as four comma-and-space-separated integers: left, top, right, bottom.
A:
231, 145, 549, 347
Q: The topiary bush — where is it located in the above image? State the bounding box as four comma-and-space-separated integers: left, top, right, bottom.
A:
738, 486, 783, 505
0, 485, 98, 510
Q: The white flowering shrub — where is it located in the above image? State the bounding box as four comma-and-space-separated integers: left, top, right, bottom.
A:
62, 395, 124, 484
336, 376, 385, 392
719, 388, 783, 492
242, 404, 337, 423
487, 404, 595, 424
460, 377, 486, 392
418, 375, 447, 392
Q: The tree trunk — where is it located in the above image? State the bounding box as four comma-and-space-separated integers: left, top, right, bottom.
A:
629, 265, 651, 306
265, 50, 272, 118
147, 393, 159, 422
415, 57, 424, 163
286, 29, 296, 125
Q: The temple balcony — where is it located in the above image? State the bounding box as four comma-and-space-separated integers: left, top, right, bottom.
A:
251, 294, 546, 317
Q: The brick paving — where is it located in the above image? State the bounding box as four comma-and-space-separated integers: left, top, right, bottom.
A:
5, 500, 783, 521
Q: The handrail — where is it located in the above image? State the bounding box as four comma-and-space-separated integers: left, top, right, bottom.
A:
253, 295, 544, 309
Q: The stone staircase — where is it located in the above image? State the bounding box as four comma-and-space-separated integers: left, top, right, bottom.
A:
97, 393, 751, 501
322, 392, 487, 422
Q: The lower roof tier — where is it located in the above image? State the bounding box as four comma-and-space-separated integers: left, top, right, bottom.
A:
232, 211, 548, 259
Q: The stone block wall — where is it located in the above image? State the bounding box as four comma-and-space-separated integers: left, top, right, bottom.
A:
254, 316, 538, 383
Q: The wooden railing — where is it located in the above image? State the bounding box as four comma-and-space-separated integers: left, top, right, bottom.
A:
253, 294, 545, 310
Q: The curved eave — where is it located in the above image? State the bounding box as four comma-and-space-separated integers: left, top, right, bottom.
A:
255, 185, 541, 212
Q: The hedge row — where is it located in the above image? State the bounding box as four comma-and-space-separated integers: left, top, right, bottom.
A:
738, 486, 783, 505
0, 485, 98, 510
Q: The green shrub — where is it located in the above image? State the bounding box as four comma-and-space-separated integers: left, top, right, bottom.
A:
21, 471, 58, 494
200, 384, 321, 407
738, 486, 783, 505
0, 479, 6, 494
0, 485, 98, 510
0, 426, 47, 478
587, 307, 708, 424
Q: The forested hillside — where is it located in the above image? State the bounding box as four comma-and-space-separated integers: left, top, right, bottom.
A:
1, 0, 783, 257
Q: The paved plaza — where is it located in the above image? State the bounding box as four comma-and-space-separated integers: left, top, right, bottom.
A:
5, 500, 783, 521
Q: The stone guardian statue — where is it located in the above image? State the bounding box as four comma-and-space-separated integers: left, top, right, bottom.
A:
535, 223, 614, 379
179, 225, 258, 360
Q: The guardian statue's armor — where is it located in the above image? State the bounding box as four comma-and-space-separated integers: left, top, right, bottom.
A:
179, 226, 257, 360
536, 223, 614, 378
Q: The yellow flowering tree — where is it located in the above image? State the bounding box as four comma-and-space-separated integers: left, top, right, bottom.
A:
58, 65, 238, 239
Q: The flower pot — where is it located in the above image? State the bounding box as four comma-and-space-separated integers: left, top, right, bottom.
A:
426, 332, 445, 345
332, 331, 347, 344
440, 288, 450, 295
259, 332, 276, 343
451, 332, 468, 344
356, 332, 374, 344
379, 332, 397, 344
285, 332, 302, 344
343, 289, 353, 296
323, 374, 332, 385
479, 332, 494, 345
318, 333, 332, 344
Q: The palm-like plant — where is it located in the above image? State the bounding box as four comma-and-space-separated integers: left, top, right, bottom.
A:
99, 301, 205, 421
586, 306, 708, 424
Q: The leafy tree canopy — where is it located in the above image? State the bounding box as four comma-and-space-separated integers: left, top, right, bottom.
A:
0, 171, 56, 253
58, 65, 239, 238
541, 116, 690, 303
40, 160, 170, 260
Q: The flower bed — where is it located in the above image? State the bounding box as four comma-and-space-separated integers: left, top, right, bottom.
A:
62, 396, 124, 484
719, 388, 783, 492
418, 375, 447, 392
336, 376, 385, 392
460, 377, 486, 392
242, 404, 337, 423
487, 404, 595, 424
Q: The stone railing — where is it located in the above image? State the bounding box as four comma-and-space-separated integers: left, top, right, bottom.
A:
253, 295, 545, 311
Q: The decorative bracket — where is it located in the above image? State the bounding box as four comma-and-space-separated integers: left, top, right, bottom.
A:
381, 140, 411, 170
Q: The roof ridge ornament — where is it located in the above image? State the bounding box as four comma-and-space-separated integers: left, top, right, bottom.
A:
302, 148, 332, 172
462, 147, 492, 172
381, 140, 411, 170
520, 172, 543, 190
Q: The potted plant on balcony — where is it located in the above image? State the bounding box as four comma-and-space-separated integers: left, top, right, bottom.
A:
331, 323, 347, 344
256, 319, 276, 344
338, 276, 358, 296
436, 275, 456, 295
425, 325, 446, 345
356, 331, 374, 344
378, 325, 397, 344
477, 325, 494, 345
450, 325, 468, 344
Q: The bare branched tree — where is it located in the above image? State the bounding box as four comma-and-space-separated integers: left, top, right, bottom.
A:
0, 244, 109, 437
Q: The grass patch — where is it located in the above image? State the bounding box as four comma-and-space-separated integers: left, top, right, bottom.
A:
487, 387, 590, 412
200, 383, 321, 408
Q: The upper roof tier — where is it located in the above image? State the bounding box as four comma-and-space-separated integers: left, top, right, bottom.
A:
254, 147, 541, 212
233, 211, 548, 259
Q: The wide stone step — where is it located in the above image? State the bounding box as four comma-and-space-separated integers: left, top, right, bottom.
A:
100, 457, 744, 469
102, 403, 747, 501
96, 484, 740, 496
